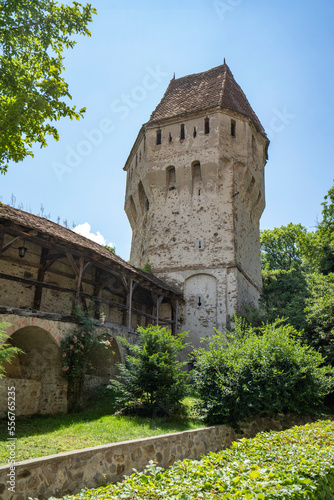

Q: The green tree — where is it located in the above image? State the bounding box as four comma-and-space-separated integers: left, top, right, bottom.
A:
260, 223, 307, 271
0, 322, 22, 378
304, 273, 334, 367
108, 326, 189, 417
0, 0, 96, 173
302, 181, 334, 274
193, 319, 334, 425
259, 267, 309, 331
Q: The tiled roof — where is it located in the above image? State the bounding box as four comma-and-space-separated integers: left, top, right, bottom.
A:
148, 63, 267, 138
0, 204, 181, 296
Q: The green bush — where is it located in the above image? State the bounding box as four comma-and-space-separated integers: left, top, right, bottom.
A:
0, 322, 22, 378
193, 319, 334, 425
51, 420, 334, 499
108, 325, 189, 417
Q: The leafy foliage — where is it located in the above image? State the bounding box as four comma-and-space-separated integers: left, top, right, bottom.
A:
61, 309, 113, 412
0, 322, 22, 378
0, 0, 96, 173
52, 420, 334, 499
104, 244, 116, 254
192, 319, 334, 425
259, 267, 309, 331
108, 326, 189, 417
304, 273, 334, 367
141, 260, 152, 273
260, 223, 306, 271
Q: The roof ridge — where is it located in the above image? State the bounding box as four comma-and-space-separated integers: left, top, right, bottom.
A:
219, 63, 229, 108
146, 63, 268, 140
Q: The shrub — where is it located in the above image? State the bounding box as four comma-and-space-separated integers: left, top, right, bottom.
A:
108, 325, 189, 417
52, 420, 334, 499
0, 322, 22, 378
192, 319, 334, 425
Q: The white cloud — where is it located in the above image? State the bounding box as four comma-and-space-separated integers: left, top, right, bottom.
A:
73, 222, 114, 248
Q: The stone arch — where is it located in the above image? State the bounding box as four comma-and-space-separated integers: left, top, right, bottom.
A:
1, 326, 68, 416
184, 273, 217, 348
2, 316, 69, 346
84, 335, 122, 396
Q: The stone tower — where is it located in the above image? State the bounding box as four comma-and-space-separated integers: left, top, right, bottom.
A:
124, 63, 269, 348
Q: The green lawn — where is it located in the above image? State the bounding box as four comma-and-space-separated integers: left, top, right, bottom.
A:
0, 390, 202, 464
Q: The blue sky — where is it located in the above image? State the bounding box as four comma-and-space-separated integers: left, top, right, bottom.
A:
1, 0, 334, 260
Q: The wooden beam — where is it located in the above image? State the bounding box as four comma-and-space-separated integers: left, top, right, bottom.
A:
0, 227, 3, 254
128, 279, 134, 329
0, 236, 21, 255
131, 306, 174, 325
76, 256, 84, 302
0, 272, 127, 310
1, 223, 182, 299
33, 247, 49, 310
156, 295, 164, 325
0, 271, 174, 325
66, 252, 79, 276
174, 299, 179, 335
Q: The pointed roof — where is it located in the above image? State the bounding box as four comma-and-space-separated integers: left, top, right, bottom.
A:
148, 63, 267, 138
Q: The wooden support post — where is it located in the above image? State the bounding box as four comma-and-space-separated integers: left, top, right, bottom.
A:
128, 279, 134, 329
33, 247, 49, 310
66, 252, 79, 276
0, 227, 3, 254
174, 299, 179, 335
156, 295, 164, 325
76, 257, 84, 303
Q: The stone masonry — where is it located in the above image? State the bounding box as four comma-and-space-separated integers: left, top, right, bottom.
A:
124, 63, 269, 350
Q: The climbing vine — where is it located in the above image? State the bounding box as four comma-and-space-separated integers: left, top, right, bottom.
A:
61, 309, 114, 411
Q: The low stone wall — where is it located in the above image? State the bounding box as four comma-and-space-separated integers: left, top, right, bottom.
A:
0, 414, 325, 500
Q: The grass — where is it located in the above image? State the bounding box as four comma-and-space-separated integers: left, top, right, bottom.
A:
56, 420, 334, 499
0, 388, 203, 465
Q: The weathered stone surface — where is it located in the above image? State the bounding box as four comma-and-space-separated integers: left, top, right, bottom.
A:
124, 66, 269, 353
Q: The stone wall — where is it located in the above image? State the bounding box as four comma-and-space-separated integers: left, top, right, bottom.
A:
124, 108, 267, 349
0, 414, 325, 500
0, 379, 41, 417
0, 314, 133, 418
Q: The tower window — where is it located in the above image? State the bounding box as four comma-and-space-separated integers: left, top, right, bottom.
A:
180, 124, 185, 140
197, 295, 203, 307
192, 161, 201, 182
135, 153, 138, 167
231, 119, 236, 137
139, 151, 142, 161
204, 117, 210, 134
193, 127, 197, 138
138, 181, 149, 214
169, 132, 172, 143
156, 129, 162, 145
167, 166, 176, 190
